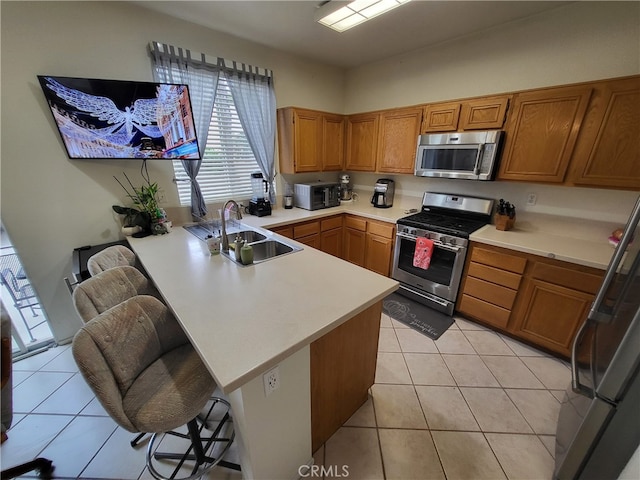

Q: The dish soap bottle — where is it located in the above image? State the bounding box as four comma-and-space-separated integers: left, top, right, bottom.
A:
206, 233, 221, 255
241, 244, 254, 265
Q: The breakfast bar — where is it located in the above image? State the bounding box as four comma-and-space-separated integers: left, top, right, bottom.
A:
128, 226, 398, 479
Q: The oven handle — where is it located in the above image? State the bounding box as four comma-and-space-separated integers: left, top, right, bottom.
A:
395, 231, 462, 253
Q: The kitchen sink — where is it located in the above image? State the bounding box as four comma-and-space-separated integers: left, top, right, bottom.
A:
225, 230, 267, 245
184, 220, 302, 265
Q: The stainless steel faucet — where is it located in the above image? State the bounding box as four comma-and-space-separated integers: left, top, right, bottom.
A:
220, 200, 243, 252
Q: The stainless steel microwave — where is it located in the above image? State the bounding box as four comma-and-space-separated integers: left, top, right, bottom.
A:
293, 182, 341, 210
414, 130, 504, 181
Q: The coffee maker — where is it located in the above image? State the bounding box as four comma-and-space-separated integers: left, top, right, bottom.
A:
371, 179, 395, 208
248, 172, 272, 217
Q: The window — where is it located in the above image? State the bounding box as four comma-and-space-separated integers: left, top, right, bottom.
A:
173, 76, 261, 205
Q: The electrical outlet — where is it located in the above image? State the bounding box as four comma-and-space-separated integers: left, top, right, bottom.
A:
526, 193, 537, 206
263, 366, 280, 396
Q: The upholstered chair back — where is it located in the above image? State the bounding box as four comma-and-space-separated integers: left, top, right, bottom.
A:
87, 245, 136, 277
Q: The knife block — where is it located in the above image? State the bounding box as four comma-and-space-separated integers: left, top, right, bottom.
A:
495, 213, 515, 231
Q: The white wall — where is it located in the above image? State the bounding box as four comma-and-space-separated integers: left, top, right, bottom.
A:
0, 1, 344, 342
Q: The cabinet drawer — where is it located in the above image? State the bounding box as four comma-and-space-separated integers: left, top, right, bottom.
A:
467, 262, 522, 290
294, 221, 320, 238
321, 215, 343, 232
458, 294, 511, 329
367, 221, 394, 239
530, 262, 603, 294
464, 276, 517, 310
344, 216, 367, 231
471, 247, 527, 274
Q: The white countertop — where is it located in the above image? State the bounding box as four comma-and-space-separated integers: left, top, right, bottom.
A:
128, 226, 398, 394
230, 197, 618, 270
470, 212, 620, 270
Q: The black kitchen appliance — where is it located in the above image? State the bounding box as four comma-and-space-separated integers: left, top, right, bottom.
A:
392, 192, 494, 315
248, 172, 271, 217
371, 179, 395, 208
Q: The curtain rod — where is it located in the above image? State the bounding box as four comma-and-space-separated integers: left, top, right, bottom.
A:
149, 41, 273, 80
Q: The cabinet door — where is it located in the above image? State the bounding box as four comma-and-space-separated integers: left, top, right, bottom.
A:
422, 102, 461, 132
343, 228, 366, 267
459, 96, 510, 130
377, 107, 423, 174
321, 228, 342, 258
498, 85, 592, 183
293, 109, 323, 172
365, 234, 393, 276
271, 225, 293, 239
322, 114, 346, 171
569, 76, 640, 189
297, 234, 320, 249
345, 113, 379, 171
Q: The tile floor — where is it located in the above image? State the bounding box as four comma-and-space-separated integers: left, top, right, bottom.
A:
1, 313, 569, 479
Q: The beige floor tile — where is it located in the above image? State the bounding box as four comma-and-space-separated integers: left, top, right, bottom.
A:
0, 414, 74, 467
324, 427, 384, 479
485, 433, 554, 480
464, 330, 515, 356
432, 431, 506, 480
442, 354, 500, 387
12, 371, 74, 413
82, 426, 150, 479
551, 390, 566, 402
499, 334, 546, 357
404, 353, 456, 386
415, 386, 480, 431
38, 416, 117, 478
39, 346, 79, 372
379, 327, 402, 352
375, 352, 412, 384
454, 316, 490, 331
344, 396, 376, 427
506, 389, 562, 435
371, 384, 427, 429
12, 345, 70, 372
391, 318, 410, 329
521, 356, 571, 390
481, 356, 545, 389
32, 372, 96, 414
434, 330, 476, 354
380, 313, 393, 328
379, 429, 445, 479
538, 435, 557, 459
395, 328, 439, 353
461, 387, 533, 433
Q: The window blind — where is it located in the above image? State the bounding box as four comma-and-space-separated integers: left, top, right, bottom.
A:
173, 76, 260, 205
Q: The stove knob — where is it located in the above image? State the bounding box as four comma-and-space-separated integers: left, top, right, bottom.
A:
449, 237, 456, 246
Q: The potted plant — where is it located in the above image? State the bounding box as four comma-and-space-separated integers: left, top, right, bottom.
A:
113, 173, 167, 236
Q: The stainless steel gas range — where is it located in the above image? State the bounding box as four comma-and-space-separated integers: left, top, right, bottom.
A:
392, 192, 494, 315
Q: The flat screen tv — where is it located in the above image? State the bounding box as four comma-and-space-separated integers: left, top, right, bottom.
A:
37, 76, 201, 160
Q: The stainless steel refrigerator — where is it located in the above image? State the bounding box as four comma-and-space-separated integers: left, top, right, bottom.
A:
554, 195, 640, 480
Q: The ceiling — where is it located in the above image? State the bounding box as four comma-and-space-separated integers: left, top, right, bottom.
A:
132, 1, 572, 68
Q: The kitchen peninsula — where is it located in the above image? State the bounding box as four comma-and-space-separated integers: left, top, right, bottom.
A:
128, 226, 398, 479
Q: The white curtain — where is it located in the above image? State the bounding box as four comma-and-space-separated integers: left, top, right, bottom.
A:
150, 42, 220, 218
225, 65, 277, 205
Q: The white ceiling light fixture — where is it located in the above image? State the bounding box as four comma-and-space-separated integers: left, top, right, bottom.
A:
316, 0, 412, 33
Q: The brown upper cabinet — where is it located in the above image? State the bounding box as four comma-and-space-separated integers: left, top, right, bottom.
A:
345, 112, 379, 171
376, 107, 423, 174
498, 85, 593, 183
277, 107, 345, 173
422, 95, 510, 133
567, 76, 640, 189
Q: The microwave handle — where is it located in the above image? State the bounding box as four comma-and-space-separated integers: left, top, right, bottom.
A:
472, 145, 484, 176
323, 187, 329, 206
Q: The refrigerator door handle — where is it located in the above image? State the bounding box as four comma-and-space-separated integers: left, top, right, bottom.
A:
589, 198, 640, 324
572, 318, 594, 396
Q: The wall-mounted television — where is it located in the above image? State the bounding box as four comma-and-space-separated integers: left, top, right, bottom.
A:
37, 76, 201, 160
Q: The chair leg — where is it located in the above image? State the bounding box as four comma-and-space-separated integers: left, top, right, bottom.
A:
131, 432, 146, 447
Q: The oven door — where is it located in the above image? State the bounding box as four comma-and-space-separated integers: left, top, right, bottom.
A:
415, 144, 483, 180
392, 231, 467, 304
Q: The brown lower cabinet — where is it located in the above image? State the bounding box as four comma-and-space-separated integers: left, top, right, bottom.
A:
310, 301, 381, 452
457, 242, 604, 357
